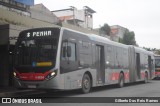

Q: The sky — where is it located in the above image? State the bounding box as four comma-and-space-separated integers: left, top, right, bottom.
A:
35, 0, 160, 49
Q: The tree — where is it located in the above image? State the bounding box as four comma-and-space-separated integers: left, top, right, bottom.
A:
99, 23, 111, 36
143, 47, 156, 51
143, 47, 160, 55
121, 29, 137, 45
155, 50, 160, 55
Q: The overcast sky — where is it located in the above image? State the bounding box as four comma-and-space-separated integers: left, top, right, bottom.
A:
35, 0, 160, 49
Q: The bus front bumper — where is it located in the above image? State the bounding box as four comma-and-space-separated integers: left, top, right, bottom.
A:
13, 78, 61, 89
155, 72, 160, 78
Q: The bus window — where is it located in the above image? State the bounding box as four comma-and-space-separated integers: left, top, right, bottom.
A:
62, 42, 76, 61
60, 41, 78, 73
155, 59, 160, 68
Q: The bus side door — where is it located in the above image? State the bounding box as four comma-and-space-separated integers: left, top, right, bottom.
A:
95, 45, 105, 84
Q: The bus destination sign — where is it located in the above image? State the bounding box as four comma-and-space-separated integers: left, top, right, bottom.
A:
26, 31, 52, 38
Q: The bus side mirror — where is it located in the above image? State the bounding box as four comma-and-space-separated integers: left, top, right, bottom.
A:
67, 46, 71, 57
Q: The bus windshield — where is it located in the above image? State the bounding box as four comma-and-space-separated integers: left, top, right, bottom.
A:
15, 39, 57, 65
155, 59, 160, 68
14, 28, 60, 72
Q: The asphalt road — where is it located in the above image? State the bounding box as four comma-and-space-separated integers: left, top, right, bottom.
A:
3, 80, 160, 106
24, 80, 160, 97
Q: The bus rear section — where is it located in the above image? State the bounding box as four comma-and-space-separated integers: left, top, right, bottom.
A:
155, 55, 160, 79
13, 27, 64, 89
128, 46, 155, 83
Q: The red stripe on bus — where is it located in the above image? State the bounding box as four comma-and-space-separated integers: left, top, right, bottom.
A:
141, 72, 145, 79
152, 71, 155, 77
110, 72, 119, 81
18, 71, 50, 81
110, 71, 129, 81
155, 72, 160, 75
124, 72, 129, 80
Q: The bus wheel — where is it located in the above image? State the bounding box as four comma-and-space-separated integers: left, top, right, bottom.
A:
118, 73, 124, 88
144, 72, 148, 83
81, 74, 91, 93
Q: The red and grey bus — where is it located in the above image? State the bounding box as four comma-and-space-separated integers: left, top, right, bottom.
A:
13, 27, 155, 93
155, 55, 160, 79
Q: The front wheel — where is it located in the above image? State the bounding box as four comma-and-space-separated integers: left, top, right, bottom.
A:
118, 73, 124, 88
81, 74, 91, 93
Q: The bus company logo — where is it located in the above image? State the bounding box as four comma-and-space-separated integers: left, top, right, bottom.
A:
2, 98, 11, 103
26, 31, 51, 37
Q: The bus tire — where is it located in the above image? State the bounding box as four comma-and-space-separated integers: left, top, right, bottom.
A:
144, 72, 148, 83
81, 74, 91, 93
118, 73, 124, 88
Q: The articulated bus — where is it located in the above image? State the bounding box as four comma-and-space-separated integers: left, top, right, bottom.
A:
155, 55, 160, 79
13, 27, 155, 93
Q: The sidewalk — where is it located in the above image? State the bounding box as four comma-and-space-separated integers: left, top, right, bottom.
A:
0, 87, 17, 92
0, 87, 35, 97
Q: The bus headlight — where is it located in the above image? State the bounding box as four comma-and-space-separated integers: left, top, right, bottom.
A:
13, 71, 19, 79
45, 70, 57, 80
13, 72, 16, 77
51, 72, 56, 76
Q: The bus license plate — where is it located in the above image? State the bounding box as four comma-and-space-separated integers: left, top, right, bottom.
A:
28, 85, 36, 88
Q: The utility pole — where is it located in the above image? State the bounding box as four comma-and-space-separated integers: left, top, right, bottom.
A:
70, 6, 76, 25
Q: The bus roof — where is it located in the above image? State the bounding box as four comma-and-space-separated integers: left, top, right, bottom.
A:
88, 34, 128, 48
61, 27, 128, 48
155, 55, 160, 59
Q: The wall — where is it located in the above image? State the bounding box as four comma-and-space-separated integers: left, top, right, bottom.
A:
0, 24, 9, 87
9, 24, 29, 45
30, 4, 59, 24
62, 22, 99, 35
0, 8, 59, 28
53, 9, 73, 18
0, 24, 9, 45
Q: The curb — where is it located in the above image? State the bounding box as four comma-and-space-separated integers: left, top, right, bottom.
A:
0, 89, 38, 97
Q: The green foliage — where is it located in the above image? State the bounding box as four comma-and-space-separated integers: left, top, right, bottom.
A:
120, 29, 137, 45
156, 50, 160, 55
99, 23, 111, 36
143, 47, 160, 55
143, 47, 156, 51
119, 38, 123, 43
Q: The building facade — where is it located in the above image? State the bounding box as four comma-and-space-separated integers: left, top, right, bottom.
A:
110, 25, 127, 42
52, 6, 96, 30
30, 4, 59, 24
0, 0, 60, 26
